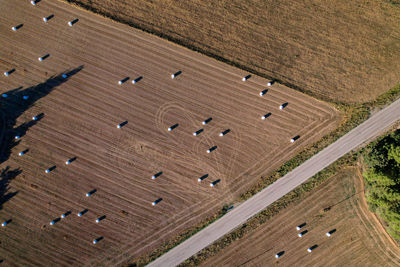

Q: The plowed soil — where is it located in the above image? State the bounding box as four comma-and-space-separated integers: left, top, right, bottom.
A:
0, 0, 339, 265
201, 167, 400, 267
65, 0, 400, 104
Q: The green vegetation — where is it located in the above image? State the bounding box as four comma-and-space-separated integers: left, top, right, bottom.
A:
368, 83, 400, 108
363, 130, 400, 240
387, 0, 400, 5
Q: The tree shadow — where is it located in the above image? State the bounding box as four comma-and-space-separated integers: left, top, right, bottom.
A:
237, 247, 272, 266
324, 191, 360, 210
0, 65, 83, 164
0, 65, 83, 210
0, 166, 20, 210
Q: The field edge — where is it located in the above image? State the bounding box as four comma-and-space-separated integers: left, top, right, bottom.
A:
60, 0, 347, 106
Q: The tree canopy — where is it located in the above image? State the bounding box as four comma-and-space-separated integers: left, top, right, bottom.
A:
363, 130, 400, 240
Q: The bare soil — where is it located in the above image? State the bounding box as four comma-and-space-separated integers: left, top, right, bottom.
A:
65, 0, 400, 104
201, 167, 400, 267
0, 0, 339, 265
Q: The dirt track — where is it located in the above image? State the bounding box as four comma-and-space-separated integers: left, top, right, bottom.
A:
0, 0, 339, 265
200, 167, 400, 267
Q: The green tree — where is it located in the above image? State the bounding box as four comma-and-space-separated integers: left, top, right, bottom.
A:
363, 130, 400, 241
388, 144, 400, 165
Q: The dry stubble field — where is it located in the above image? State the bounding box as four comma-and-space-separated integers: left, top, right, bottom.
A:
200, 167, 400, 267
0, 0, 339, 265
65, 0, 400, 104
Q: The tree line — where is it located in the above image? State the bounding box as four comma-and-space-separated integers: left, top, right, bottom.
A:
363, 129, 400, 240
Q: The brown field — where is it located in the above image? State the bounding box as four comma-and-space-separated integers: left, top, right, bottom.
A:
200, 167, 400, 267
65, 0, 400, 104
0, 0, 339, 266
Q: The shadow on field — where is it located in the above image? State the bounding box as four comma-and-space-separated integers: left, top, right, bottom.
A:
237, 247, 273, 266
0, 166, 20, 210
326, 191, 360, 210
0, 65, 83, 209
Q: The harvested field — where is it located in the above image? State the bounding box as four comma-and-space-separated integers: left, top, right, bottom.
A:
200, 167, 400, 267
0, 0, 339, 265
65, 0, 400, 104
